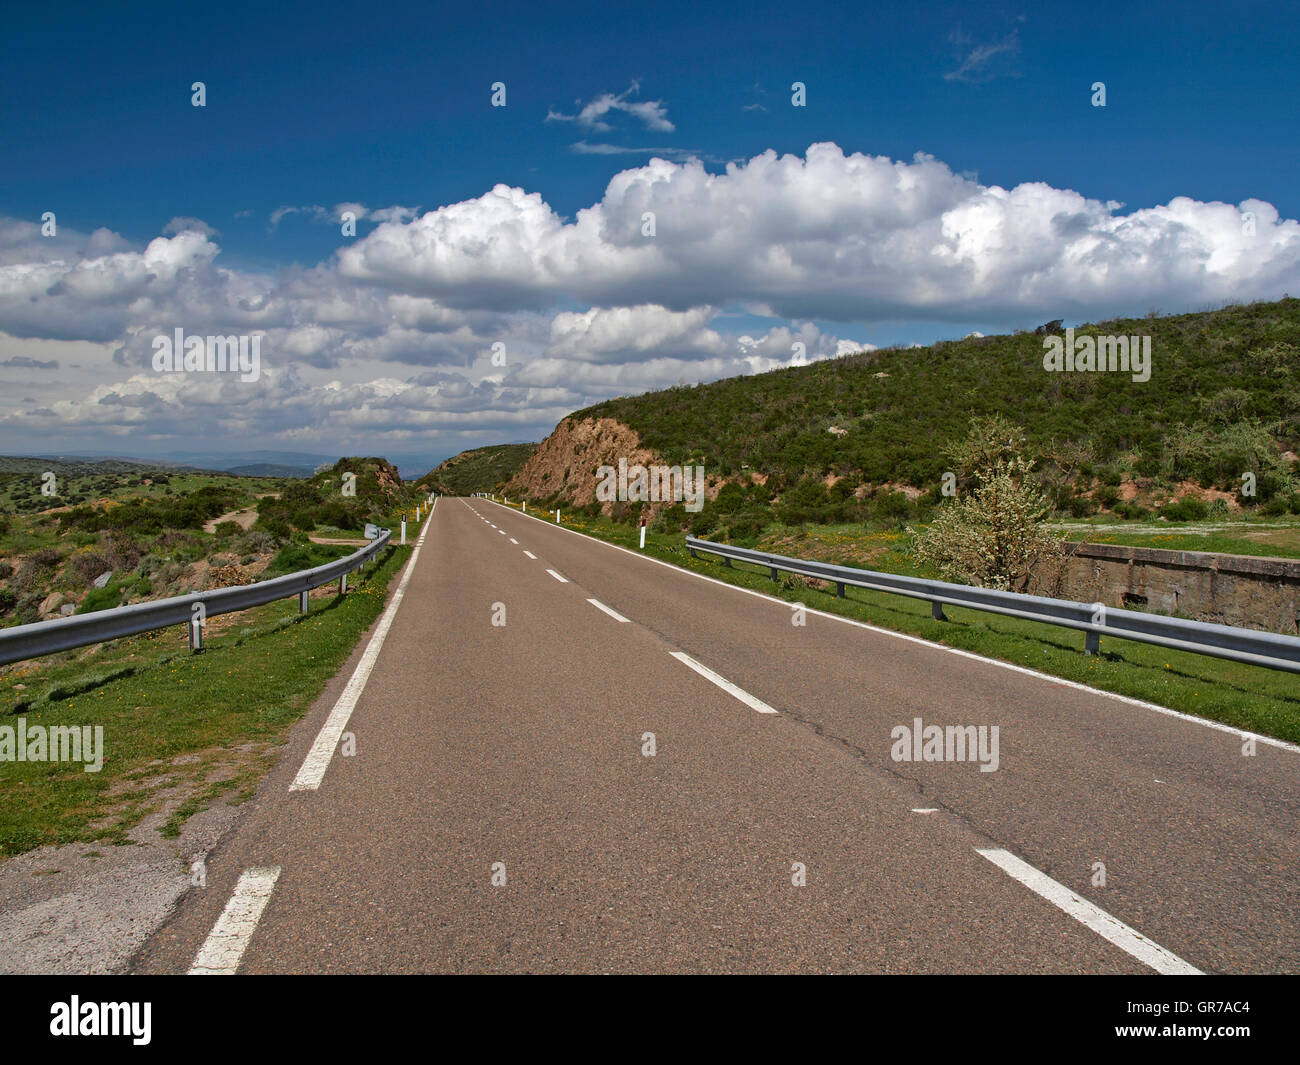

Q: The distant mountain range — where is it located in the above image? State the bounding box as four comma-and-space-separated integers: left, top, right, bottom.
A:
1, 450, 442, 480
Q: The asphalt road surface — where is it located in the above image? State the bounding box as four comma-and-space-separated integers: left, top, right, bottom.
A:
131, 497, 1300, 974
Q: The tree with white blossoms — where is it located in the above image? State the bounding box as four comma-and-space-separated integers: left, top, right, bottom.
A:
910, 425, 1065, 591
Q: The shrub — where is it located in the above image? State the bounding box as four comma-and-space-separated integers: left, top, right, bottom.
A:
1159, 497, 1209, 522
1113, 501, 1149, 520
264, 542, 349, 577
29, 547, 61, 570
234, 529, 277, 555
68, 550, 112, 586
78, 585, 123, 614
909, 457, 1064, 591
690, 509, 719, 535
254, 514, 292, 540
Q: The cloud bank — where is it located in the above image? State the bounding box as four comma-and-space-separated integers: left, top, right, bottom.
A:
1, 143, 1296, 459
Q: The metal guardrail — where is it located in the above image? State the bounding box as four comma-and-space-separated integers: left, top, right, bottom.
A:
0, 530, 392, 667
685, 536, 1300, 674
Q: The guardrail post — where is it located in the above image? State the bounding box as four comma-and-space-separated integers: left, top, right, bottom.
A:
836, 582, 845, 598
931, 601, 947, 621
1085, 629, 1100, 655
339, 573, 348, 596
300, 590, 309, 614
770, 566, 778, 581
723, 556, 732, 567
189, 616, 203, 652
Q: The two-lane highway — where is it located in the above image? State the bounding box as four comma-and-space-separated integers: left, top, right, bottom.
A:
131, 497, 1297, 973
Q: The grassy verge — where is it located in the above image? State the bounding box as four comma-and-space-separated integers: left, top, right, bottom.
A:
499, 502, 1300, 745
0, 542, 410, 857
1048, 523, 1300, 560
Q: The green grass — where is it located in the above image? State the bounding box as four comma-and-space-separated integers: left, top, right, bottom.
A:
509, 502, 1300, 746
0, 542, 410, 858
1047, 520, 1300, 560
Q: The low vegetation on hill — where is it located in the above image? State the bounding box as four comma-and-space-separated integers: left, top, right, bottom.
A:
0, 457, 419, 630
419, 443, 537, 497
509, 298, 1300, 540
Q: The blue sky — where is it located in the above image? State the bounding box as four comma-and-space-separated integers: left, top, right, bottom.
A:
2, 0, 1297, 472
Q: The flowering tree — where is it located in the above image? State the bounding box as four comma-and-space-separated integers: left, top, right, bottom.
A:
910, 452, 1064, 591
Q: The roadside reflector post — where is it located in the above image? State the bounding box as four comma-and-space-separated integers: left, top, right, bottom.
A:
523, 501, 527, 513
401, 519, 406, 545
639, 517, 646, 550
931, 601, 948, 621
300, 590, 309, 614
556, 509, 560, 523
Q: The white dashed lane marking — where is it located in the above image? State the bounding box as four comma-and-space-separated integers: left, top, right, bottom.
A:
587, 598, 630, 623
189, 866, 282, 975
670, 652, 778, 715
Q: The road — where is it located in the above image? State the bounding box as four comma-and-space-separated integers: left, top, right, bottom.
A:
131, 497, 1300, 974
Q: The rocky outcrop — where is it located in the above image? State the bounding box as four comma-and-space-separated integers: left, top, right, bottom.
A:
505, 416, 723, 516
506, 417, 661, 506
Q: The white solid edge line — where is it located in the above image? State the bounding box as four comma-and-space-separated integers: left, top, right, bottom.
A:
670, 650, 778, 714
482, 499, 1300, 756
188, 865, 282, 975
289, 497, 436, 791
523, 550, 537, 560
975, 848, 1202, 975
587, 597, 630, 623
546, 568, 569, 583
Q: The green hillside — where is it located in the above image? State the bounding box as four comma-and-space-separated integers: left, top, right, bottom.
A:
573, 298, 1299, 525
0, 457, 417, 629
420, 443, 538, 496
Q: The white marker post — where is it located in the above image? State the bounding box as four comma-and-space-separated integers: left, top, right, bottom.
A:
400, 519, 406, 545
523, 501, 526, 513
639, 516, 646, 550
556, 509, 560, 524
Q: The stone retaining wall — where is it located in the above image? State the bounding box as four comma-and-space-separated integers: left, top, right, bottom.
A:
1054, 541, 1300, 634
